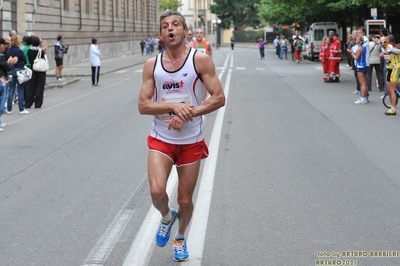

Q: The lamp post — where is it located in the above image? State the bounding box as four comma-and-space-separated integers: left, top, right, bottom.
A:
212, 19, 222, 48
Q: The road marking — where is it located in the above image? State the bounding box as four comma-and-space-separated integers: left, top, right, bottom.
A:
115, 69, 130, 73
135, 70, 143, 73
236, 67, 245, 70
256, 67, 265, 71
187, 66, 232, 265
83, 210, 135, 266
122, 168, 179, 266
122, 51, 232, 266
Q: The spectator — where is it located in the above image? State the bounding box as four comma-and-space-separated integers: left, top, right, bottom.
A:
146, 36, 153, 55
0, 37, 17, 131
294, 36, 303, 63
54, 35, 65, 81
90, 38, 101, 86
140, 39, 145, 55
26, 36, 47, 109
9, 29, 17, 37
158, 39, 165, 53
5, 35, 29, 115
347, 30, 361, 94
280, 36, 288, 59
353, 35, 368, 104
319, 36, 330, 82
367, 35, 384, 92
257, 38, 266, 59
273, 35, 280, 58
230, 36, 234, 50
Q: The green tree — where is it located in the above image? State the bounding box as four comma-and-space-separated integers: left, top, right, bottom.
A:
159, 0, 182, 11
210, 0, 261, 29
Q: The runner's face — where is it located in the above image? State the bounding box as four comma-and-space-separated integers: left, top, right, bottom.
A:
160, 15, 186, 45
195, 30, 204, 41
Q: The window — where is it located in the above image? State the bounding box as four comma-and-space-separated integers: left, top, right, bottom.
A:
314, 29, 324, 41
64, 0, 69, 11
86, 0, 90, 13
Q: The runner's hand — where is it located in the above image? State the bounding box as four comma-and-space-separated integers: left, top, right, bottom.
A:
171, 103, 194, 122
168, 116, 187, 132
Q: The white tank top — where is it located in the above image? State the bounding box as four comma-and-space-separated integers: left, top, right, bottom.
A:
150, 48, 205, 144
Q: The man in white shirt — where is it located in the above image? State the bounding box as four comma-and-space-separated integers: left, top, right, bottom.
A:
89, 38, 101, 86
273, 35, 280, 58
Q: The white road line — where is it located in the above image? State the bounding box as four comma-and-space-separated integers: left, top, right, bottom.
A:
122, 52, 232, 266
187, 66, 232, 265
82, 176, 148, 266
115, 69, 130, 74
83, 210, 135, 266
122, 168, 178, 266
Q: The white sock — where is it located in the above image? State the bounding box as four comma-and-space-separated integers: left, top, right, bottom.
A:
175, 231, 184, 240
162, 209, 172, 222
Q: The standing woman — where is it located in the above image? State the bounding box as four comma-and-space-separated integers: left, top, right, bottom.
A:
25, 36, 47, 109
319, 36, 330, 82
295, 37, 303, 63
353, 35, 369, 104
90, 38, 101, 86
6, 34, 29, 114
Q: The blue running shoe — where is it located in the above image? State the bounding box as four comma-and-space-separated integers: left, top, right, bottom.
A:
173, 238, 190, 262
155, 208, 177, 247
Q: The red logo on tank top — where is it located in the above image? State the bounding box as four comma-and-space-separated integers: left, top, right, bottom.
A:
162, 80, 184, 92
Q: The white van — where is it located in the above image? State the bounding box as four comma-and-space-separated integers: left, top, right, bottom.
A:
304, 22, 340, 61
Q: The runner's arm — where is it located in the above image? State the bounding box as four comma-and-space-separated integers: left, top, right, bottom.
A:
192, 53, 225, 117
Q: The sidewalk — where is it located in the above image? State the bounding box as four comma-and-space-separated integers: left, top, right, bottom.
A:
45, 52, 151, 89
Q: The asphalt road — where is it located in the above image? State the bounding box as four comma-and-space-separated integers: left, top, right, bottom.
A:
1, 47, 399, 266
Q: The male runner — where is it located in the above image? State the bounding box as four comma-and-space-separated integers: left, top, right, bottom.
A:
138, 10, 225, 261
189, 27, 212, 57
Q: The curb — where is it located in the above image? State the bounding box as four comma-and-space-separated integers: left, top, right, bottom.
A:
45, 77, 82, 90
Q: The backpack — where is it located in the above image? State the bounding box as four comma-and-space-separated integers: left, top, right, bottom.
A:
296, 41, 303, 51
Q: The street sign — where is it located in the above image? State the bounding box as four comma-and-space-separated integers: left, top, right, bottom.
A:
371, 8, 377, 17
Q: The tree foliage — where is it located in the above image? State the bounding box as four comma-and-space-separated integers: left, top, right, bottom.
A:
210, 0, 261, 29
158, 0, 182, 11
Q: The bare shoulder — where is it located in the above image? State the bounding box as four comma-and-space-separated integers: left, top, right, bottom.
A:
144, 56, 156, 69
193, 51, 214, 72
142, 57, 157, 76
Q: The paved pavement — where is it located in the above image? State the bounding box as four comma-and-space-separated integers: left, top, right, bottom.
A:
45, 52, 151, 89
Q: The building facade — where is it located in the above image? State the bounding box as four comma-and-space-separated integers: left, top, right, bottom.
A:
179, 0, 219, 47
0, 0, 159, 65
0, 0, 226, 66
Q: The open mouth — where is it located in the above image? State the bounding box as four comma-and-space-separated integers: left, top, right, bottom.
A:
169, 33, 175, 40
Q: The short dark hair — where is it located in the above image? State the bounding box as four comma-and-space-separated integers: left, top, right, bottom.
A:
380, 28, 390, 36
26, 36, 33, 45
31, 36, 40, 47
57, 35, 62, 41
92, 38, 97, 44
159, 9, 187, 33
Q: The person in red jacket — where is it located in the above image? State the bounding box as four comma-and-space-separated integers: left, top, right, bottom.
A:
319, 36, 330, 82
327, 33, 341, 82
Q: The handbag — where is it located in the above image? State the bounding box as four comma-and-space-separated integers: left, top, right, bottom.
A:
32, 49, 49, 72
16, 66, 33, 84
